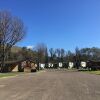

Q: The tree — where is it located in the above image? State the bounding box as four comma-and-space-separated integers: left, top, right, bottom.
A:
80, 47, 100, 61
60, 49, 65, 62
0, 33, 2, 61
0, 11, 26, 72
75, 47, 81, 69
35, 43, 47, 70
44, 47, 48, 68
49, 48, 56, 63
66, 50, 74, 62
55, 48, 61, 62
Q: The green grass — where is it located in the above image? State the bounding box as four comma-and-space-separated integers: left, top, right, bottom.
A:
83, 70, 100, 75
0, 72, 26, 78
88, 71, 100, 75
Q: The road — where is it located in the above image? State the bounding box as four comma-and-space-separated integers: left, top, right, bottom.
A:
0, 70, 100, 100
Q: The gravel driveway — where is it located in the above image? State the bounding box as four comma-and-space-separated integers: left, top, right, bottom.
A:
0, 70, 100, 100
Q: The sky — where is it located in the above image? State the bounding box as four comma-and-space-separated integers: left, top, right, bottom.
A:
0, 0, 100, 51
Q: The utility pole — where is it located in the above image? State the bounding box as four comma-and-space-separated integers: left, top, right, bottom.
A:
0, 33, 2, 72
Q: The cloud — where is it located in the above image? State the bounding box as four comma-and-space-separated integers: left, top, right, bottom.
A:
27, 45, 34, 49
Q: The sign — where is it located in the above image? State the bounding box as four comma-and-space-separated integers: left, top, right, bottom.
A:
59, 62, 63, 67
39, 63, 45, 69
81, 62, 86, 67
48, 63, 53, 67
69, 62, 74, 69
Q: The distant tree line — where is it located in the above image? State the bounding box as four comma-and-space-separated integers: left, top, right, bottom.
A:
5, 43, 100, 69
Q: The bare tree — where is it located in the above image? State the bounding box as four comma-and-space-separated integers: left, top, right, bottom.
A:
49, 48, 54, 59
55, 48, 65, 63
49, 48, 56, 63
55, 49, 61, 58
75, 47, 81, 69
60, 48, 65, 62
0, 33, 2, 61
0, 11, 26, 72
44, 47, 48, 68
55, 48, 61, 63
35, 43, 47, 70
66, 50, 75, 62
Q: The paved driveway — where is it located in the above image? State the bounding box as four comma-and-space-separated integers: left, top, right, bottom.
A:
0, 70, 100, 100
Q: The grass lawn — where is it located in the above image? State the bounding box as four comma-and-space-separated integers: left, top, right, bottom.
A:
88, 71, 100, 75
84, 70, 100, 75
0, 72, 27, 78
